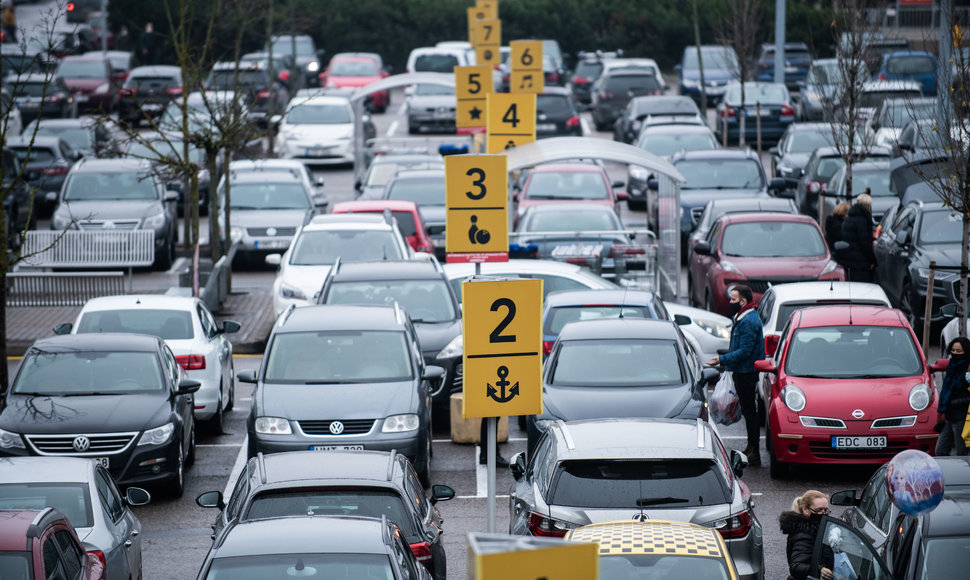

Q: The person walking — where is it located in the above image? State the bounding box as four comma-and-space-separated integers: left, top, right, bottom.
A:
826, 202, 851, 253
839, 193, 877, 282
708, 284, 764, 465
138, 22, 157, 65
115, 24, 131, 52
936, 336, 970, 456
2, 2, 16, 44
779, 490, 834, 580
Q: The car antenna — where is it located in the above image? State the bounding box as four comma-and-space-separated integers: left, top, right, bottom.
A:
619, 285, 629, 319
848, 279, 853, 325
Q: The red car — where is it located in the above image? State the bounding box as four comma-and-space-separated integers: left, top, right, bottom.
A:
754, 305, 946, 478
688, 212, 844, 316
512, 163, 628, 228
331, 199, 434, 254
0, 508, 106, 579
56, 54, 116, 114
319, 52, 390, 113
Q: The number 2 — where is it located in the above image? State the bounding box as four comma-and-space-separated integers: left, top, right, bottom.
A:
489, 298, 516, 343
466, 168, 486, 200
502, 104, 520, 128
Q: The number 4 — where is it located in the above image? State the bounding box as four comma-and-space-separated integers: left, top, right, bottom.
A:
502, 104, 520, 128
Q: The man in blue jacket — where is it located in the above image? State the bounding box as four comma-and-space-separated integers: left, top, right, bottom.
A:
709, 284, 765, 465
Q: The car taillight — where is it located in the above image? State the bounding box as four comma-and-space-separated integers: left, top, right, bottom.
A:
721, 105, 735, 118
256, 89, 270, 99
409, 541, 433, 563
87, 550, 105, 568
120, 88, 135, 98
711, 510, 752, 540
807, 181, 824, 194
42, 166, 68, 176
527, 512, 574, 537
566, 115, 580, 128
879, 73, 887, 81
67, 2, 75, 11
166, 86, 182, 96
546, 71, 559, 83
573, 76, 589, 84
175, 354, 206, 370
780, 104, 795, 117
542, 341, 554, 356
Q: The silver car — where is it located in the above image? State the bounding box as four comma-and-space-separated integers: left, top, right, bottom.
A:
508, 418, 764, 580
0, 456, 151, 580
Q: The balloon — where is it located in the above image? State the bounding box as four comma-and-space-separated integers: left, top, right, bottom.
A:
884, 449, 944, 517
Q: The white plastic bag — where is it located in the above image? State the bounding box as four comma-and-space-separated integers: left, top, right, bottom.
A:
710, 371, 742, 426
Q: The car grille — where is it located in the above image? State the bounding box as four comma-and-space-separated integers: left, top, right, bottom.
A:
808, 440, 908, 461
298, 419, 375, 435
247, 227, 296, 237
800, 416, 846, 428
77, 220, 140, 230
26, 432, 138, 455
870, 416, 917, 428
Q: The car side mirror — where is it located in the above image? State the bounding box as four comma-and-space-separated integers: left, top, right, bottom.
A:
896, 230, 910, 245
693, 241, 711, 256
125, 487, 151, 506
265, 253, 282, 266
176, 378, 202, 395
768, 177, 788, 193
509, 451, 527, 480
354, 179, 362, 192
830, 489, 859, 507
940, 303, 958, 318
423, 365, 445, 381
931, 358, 950, 372
616, 191, 629, 201
220, 320, 241, 334
769, 146, 779, 155
53, 322, 73, 335
164, 190, 179, 203
314, 176, 325, 188
753, 359, 776, 373
196, 490, 225, 510
701, 367, 720, 386
611, 180, 625, 189
765, 334, 780, 357
237, 369, 258, 384
834, 240, 850, 252
673, 314, 691, 326
646, 177, 659, 191
730, 449, 748, 477
430, 485, 455, 505
312, 194, 329, 208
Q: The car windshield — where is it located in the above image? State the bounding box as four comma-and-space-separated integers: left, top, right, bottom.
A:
878, 101, 935, 128
264, 330, 412, 383
774, 301, 887, 332
203, 554, 392, 580
0, 483, 93, 528
683, 48, 738, 71
599, 554, 733, 579
270, 37, 315, 56
415, 83, 454, 96
63, 172, 158, 201
639, 132, 718, 157
327, 280, 455, 323
676, 159, 764, 190
288, 230, 404, 265
11, 146, 55, 163
331, 59, 379, 76
386, 177, 445, 206
545, 306, 653, 335
537, 95, 571, 115
786, 129, 854, 154
57, 60, 106, 79
230, 182, 309, 210
725, 84, 787, 104
886, 55, 935, 75
721, 221, 825, 257
550, 459, 730, 508
523, 209, 619, 232
525, 171, 609, 200
919, 210, 964, 244
34, 127, 93, 151
207, 70, 266, 90
76, 309, 195, 340
604, 74, 659, 94
286, 104, 351, 124
127, 141, 203, 165
860, 89, 922, 109
551, 339, 684, 386
366, 162, 441, 187
12, 351, 164, 395
246, 490, 416, 535
843, 167, 892, 197
785, 326, 923, 378
414, 54, 459, 73
919, 537, 970, 579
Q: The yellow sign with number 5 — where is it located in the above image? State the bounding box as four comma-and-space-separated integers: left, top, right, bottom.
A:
455, 65, 494, 131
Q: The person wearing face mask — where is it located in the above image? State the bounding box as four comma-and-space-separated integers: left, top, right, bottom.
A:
936, 336, 970, 456
708, 284, 764, 465
779, 490, 834, 580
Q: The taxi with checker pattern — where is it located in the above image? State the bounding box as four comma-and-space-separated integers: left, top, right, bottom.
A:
566, 520, 740, 579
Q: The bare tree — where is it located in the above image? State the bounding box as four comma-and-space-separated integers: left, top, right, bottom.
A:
716, 0, 760, 145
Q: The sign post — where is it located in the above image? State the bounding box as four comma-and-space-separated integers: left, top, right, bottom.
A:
474, 19, 501, 67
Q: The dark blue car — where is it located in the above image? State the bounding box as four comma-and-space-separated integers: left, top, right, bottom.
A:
676, 45, 739, 105
877, 51, 937, 95
756, 42, 812, 91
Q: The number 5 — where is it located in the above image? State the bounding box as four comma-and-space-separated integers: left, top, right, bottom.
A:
468, 72, 481, 94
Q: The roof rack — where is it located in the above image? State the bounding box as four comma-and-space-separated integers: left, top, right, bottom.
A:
393, 302, 406, 326
257, 452, 267, 484
554, 420, 575, 450
381, 514, 391, 544
386, 449, 398, 481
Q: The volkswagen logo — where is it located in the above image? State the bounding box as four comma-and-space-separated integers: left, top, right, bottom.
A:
329, 421, 345, 435
72, 436, 91, 452
103, 221, 115, 229
852, 409, 865, 419
632, 513, 649, 522
266, 227, 278, 237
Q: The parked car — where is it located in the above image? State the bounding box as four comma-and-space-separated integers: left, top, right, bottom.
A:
320, 52, 390, 112
124, 134, 212, 215
117, 65, 183, 126
754, 305, 944, 478
770, 122, 858, 183
866, 97, 935, 150
332, 200, 434, 254
354, 154, 444, 201
228, 158, 326, 198
877, 50, 937, 95
686, 197, 799, 260
406, 46, 468, 74
512, 162, 626, 227
7, 73, 75, 122
0, 457, 151, 580
857, 80, 923, 125
627, 124, 718, 209
714, 81, 795, 144
677, 45, 740, 105
0, 508, 106, 580
689, 212, 844, 315
240, 51, 303, 94
568, 50, 621, 108
206, 61, 289, 122
24, 117, 117, 158
535, 88, 582, 138
5, 136, 78, 216
798, 58, 867, 121
795, 145, 890, 218
590, 70, 662, 131
58, 295, 239, 433
274, 95, 362, 166
381, 169, 447, 257
444, 259, 617, 304
0, 333, 201, 496
756, 42, 812, 90
406, 83, 457, 134
882, 487, 970, 579
613, 94, 702, 144
102, 51, 135, 84
266, 34, 326, 87
56, 54, 116, 114
756, 281, 891, 342
821, 160, 896, 223
541, 289, 670, 356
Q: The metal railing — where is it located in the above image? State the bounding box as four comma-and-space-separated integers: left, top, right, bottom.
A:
6, 271, 126, 307
21, 230, 155, 268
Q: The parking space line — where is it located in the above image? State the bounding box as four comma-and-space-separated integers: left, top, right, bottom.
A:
720, 435, 766, 440
475, 446, 487, 498
224, 436, 249, 499
397, 102, 407, 116
432, 437, 525, 444
458, 494, 509, 499
197, 444, 240, 448
168, 257, 188, 275
387, 120, 399, 136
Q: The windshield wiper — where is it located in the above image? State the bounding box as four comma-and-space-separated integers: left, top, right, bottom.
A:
636, 497, 689, 506
791, 374, 829, 379
62, 391, 123, 396
304, 380, 348, 384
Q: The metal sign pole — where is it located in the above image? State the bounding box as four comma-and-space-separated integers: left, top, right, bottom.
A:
487, 416, 496, 533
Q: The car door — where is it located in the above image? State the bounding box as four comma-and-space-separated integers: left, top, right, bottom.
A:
95, 466, 139, 578
198, 302, 230, 404
692, 220, 722, 305
874, 206, 915, 304
842, 464, 895, 553
162, 346, 193, 448
810, 516, 892, 580
510, 433, 553, 535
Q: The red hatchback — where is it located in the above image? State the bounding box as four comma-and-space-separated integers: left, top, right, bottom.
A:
331, 199, 434, 254
319, 53, 390, 112
512, 163, 627, 228
0, 508, 106, 579
754, 305, 947, 478
689, 212, 843, 316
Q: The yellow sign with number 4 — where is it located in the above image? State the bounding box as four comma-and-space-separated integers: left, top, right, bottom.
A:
486, 93, 535, 154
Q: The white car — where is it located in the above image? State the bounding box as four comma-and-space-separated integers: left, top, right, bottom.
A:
56, 295, 239, 432
274, 95, 356, 165
663, 302, 731, 363
268, 214, 413, 316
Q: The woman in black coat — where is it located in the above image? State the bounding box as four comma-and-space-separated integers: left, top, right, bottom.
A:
779, 490, 834, 580
839, 193, 876, 282
937, 336, 970, 456
826, 202, 851, 253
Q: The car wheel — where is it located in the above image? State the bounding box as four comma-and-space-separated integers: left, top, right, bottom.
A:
225, 365, 235, 412
626, 198, 646, 211
208, 394, 225, 435
417, 431, 432, 488
766, 424, 788, 479
154, 235, 175, 270
169, 443, 185, 498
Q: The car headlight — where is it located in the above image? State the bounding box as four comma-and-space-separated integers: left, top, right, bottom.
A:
94, 83, 109, 94
143, 210, 167, 229
280, 283, 306, 300
436, 334, 462, 360
382, 414, 420, 433
917, 268, 931, 282
781, 384, 806, 412
138, 422, 174, 446
307, 61, 319, 73
821, 260, 839, 275
230, 226, 244, 241
629, 165, 648, 181
682, 78, 698, 88
909, 383, 930, 412
0, 428, 25, 449
720, 260, 744, 276
693, 317, 731, 340
254, 417, 292, 435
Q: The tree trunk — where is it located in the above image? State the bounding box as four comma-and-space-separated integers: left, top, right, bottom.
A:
961, 212, 969, 337
0, 203, 9, 392
208, 151, 222, 262
223, 148, 232, 294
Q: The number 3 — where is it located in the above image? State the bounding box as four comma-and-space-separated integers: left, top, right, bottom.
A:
489, 298, 516, 343
466, 168, 486, 200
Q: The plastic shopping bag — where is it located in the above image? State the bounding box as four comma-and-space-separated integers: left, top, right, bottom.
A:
710, 371, 742, 426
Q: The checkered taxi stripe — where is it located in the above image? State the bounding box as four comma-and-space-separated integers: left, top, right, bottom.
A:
567, 521, 725, 558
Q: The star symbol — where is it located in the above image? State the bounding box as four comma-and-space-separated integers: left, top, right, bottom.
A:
469, 106, 482, 120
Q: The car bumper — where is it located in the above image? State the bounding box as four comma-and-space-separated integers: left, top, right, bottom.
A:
248, 430, 421, 460
409, 115, 457, 133
277, 139, 354, 165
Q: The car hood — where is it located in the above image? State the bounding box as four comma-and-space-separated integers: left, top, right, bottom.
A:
785, 375, 934, 419
257, 382, 417, 420
328, 76, 381, 88
279, 123, 353, 143
0, 393, 170, 433
680, 189, 768, 209
57, 200, 162, 221
415, 320, 461, 356
916, 244, 963, 267
541, 384, 692, 421
728, 255, 833, 278
229, 209, 308, 228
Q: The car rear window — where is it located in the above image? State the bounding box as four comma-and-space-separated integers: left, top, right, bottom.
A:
0, 483, 93, 528
604, 74, 659, 93
11, 82, 50, 98
550, 459, 730, 508
326, 279, 456, 323
11, 146, 55, 163
203, 554, 393, 580
386, 178, 446, 206
414, 54, 459, 73
245, 489, 417, 535
544, 305, 653, 335
860, 89, 923, 108
600, 554, 733, 579
774, 301, 888, 331
77, 309, 195, 340
639, 132, 718, 157
785, 326, 923, 378
721, 221, 825, 258
331, 59, 379, 76
725, 84, 787, 104
57, 60, 107, 79
125, 75, 179, 90
537, 94, 571, 116
207, 70, 267, 90
574, 60, 603, 81
886, 56, 935, 75
551, 339, 684, 386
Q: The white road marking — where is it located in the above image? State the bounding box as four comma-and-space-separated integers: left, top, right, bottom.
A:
580, 117, 591, 136
720, 435, 766, 440
432, 437, 525, 444
167, 257, 187, 274
397, 102, 407, 116
223, 436, 249, 499
475, 445, 487, 498
386, 120, 399, 136
458, 494, 509, 499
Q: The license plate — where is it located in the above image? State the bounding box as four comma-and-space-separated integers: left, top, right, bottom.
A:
309, 445, 364, 451
253, 239, 289, 249
93, 457, 109, 468
831, 436, 887, 449
142, 103, 162, 111
537, 123, 557, 132
74, 95, 89, 103
305, 147, 330, 156
747, 108, 771, 117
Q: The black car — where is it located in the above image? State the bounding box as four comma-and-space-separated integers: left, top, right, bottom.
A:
590, 70, 662, 131
794, 145, 890, 218
613, 95, 702, 144
7, 73, 75, 122
316, 259, 462, 407
881, 487, 970, 579
536, 88, 582, 138
241, 304, 443, 486
568, 51, 620, 108
770, 122, 853, 181
196, 450, 454, 579
714, 81, 795, 144
25, 117, 118, 158
117, 65, 184, 126
526, 318, 716, 456
66, 0, 101, 23
0, 333, 200, 496
205, 61, 289, 122
5, 136, 78, 215
626, 124, 718, 209
873, 200, 964, 331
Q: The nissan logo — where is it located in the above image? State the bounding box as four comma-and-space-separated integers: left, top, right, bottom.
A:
266, 227, 278, 237
329, 421, 345, 435
72, 436, 91, 452
852, 409, 865, 419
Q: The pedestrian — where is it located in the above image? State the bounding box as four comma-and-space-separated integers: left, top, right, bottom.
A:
779, 490, 834, 580
2, 2, 16, 44
826, 202, 851, 253
138, 22, 157, 65
115, 24, 131, 52
839, 193, 877, 282
936, 336, 970, 456
708, 284, 764, 465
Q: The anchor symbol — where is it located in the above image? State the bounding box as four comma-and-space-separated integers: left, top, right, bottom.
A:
486, 365, 519, 403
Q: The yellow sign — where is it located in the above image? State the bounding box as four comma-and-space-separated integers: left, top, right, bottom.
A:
471, 540, 599, 580
462, 278, 542, 418
474, 19, 501, 65
467, 7, 479, 43
486, 93, 536, 154
476, 0, 498, 20
445, 154, 507, 260
455, 65, 493, 131
509, 40, 544, 94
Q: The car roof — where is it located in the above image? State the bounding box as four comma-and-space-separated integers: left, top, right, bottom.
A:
78, 294, 200, 312
443, 259, 618, 283
530, 162, 604, 174
389, 169, 445, 181
289, 95, 351, 107
923, 492, 970, 536
329, 260, 442, 282
558, 318, 679, 341
29, 333, 164, 352
0, 457, 95, 483
567, 520, 728, 558
540, 87, 572, 97
764, 282, 890, 304
551, 418, 713, 460
32, 118, 96, 128
213, 516, 395, 556
128, 65, 181, 77
672, 148, 760, 162
544, 289, 657, 308
278, 304, 405, 333
255, 450, 406, 486
792, 305, 905, 328
524, 203, 617, 215
303, 214, 393, 231
229, 170, 303, 184
716, 212, 818, 226
706, 198, 796, 212
936, 456, 970, 487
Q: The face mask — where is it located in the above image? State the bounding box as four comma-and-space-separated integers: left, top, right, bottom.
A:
729, 301, 742, 315
809, 512, 823, 525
